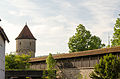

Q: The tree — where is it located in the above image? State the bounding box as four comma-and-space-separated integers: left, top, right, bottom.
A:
68, 24, 105, 53
42, 70, 47, 79
5, 53, 31, 70
90, 54, 120, 79
46, 53, 56, 79
111, 18, 120, 46
46, 53, 56, 70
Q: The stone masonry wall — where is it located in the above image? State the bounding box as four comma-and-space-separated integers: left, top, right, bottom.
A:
58, 68, 93, 79
16, 39, 36, 57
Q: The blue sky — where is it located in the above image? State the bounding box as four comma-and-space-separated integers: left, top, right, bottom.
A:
0, 0, 120, 56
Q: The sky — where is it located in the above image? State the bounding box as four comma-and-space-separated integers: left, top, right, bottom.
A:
0, 0, 120, 56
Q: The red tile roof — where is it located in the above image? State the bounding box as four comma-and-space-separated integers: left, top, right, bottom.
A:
15, 24, 36, 40
29, 46, 120, 62
0, 27, 9, 42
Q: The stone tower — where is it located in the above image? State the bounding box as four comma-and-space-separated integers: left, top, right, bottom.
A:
15, 24, 36, 58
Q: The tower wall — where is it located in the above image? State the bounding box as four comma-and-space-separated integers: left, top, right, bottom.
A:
16, 39, 36, 57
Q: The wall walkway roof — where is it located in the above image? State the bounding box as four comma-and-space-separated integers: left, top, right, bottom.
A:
30, 46, 120, 62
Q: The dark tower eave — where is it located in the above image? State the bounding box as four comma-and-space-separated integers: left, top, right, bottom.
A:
0, 26, 9, 42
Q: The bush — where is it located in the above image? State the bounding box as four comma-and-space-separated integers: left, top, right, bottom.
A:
5, 53, 31, 70
46, 53, 56, 79
90, 54, 120, 79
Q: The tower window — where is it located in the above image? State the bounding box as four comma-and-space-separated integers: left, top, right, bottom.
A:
30, 42, 31, 46
20, 42, 21, 45
0, 44, 2, 47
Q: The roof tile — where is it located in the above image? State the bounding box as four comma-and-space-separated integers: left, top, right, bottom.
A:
15, 24, 36, 40
29, 46, 120, 62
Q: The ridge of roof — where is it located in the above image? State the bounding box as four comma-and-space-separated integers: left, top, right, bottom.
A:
0, 26, 9, 42
15, 24, 36, 40
29, 46, 120, 62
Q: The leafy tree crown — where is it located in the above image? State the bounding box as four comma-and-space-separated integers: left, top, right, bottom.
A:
68, 24, 105, 53
46, 53, 56, 70
111, 18, 120, 46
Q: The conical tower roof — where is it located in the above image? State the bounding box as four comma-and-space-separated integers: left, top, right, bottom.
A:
15, 24, 36, 40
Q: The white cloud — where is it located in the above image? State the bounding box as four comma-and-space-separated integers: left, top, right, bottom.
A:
7, 0, 38, 9
9, 11, 17, 15
81, 0, 120, 45
2, 0, 120, 56
4, 0, 79, 56
7, 0, 39, 17
51, 0, 72, 8
30, 15, 77, 56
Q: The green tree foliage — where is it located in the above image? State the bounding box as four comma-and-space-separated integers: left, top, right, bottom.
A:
90, 54, 120, 79
46, 53, 56, 70
111, 18, 120, 46
68, 24, 105, 53
42, 70, 47, 79
5, 53, 31, 70
46, 53, 56, 79
77, 73, 83, 79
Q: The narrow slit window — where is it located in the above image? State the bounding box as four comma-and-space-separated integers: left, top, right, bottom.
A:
20, 42, 21, 45
30, 42, 31, 46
